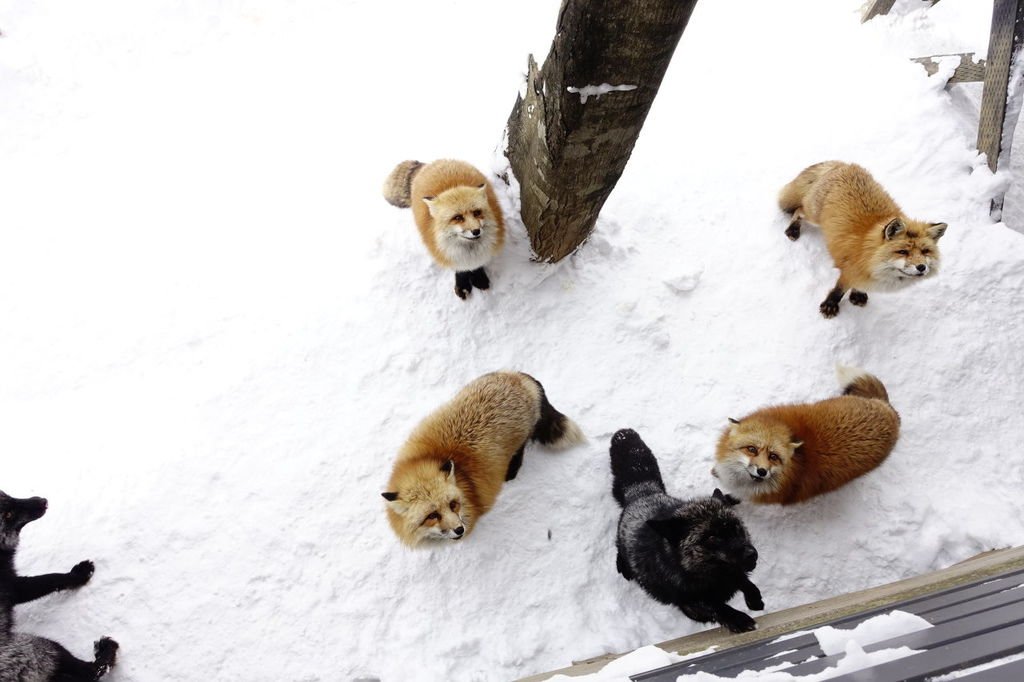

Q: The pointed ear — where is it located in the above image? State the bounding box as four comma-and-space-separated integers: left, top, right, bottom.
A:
440, 460, 455, 480
883, 218, 905, 240
381, 492, 399, 502
927, 222, 947, 240
422, 196, 439, 217
476, 183, 487, 193
790, 440, 803, 450
728, 417, 740, 425
647, 516, 688, 543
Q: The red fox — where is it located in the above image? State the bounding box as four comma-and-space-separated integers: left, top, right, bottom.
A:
383, 159, 506, 300
779, 161, 947, 318
381, 371, 584, 547
712, 366, 899, 505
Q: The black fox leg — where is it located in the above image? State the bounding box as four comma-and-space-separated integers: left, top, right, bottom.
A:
11, 561, 93, 604
505, 443, 526, 481
739, 576, 764, 610
615, 547, 634, 581
468, 267, 490, 290
849, 289, 868, 306
713, 603, 757, 633
54, 637, 118, 681
454, 271, 473, 299
819, 282, 846, 318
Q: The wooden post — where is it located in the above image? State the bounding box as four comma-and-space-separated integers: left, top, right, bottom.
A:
978, 0, 1024, 220
862, 0, 897, 23
504, 0, 698, 262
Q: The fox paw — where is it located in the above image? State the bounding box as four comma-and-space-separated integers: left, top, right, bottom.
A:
819, 300, 840, 318
745, 591, 765, 611
455, 285, 471, 300
94, 636, 119, 672
785, 221, 801, 241
849, 290, 868, 306
69, 560, 95, 586
721, 611, 757, 633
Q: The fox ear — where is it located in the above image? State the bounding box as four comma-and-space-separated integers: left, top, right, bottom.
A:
790, 440, 803, 450
440, 460, 455, 480
381, 492, 399, 502
883, 218, 905, 240
728, 417, 740, 425
422, 196, 439, 217
647, 516, 688, 543
927, 222, 947, 240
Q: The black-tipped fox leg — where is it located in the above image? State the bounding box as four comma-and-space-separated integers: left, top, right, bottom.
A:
785, 219, 802, 241
454, 271, 473, 300
849, 290, 868, 306
740, 576, 764, 611
505, 443, 526, 481
11, 560, 93, 604
819, 284, 845, 318
55, 638, 118, 681
469, 267, 490, 290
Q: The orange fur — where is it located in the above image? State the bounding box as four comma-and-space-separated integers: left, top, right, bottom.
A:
713, 368, 899, 505
779, 161, 947, 317
382, 371, 583, 547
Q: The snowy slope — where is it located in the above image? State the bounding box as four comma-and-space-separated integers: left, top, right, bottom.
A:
1, 1, 1022, 681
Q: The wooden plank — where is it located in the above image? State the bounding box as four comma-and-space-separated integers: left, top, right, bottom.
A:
516, 547, 1024, 681
955, 656, 1024, 681
826, 621, 1024, 681
911, 53, 986, 83
978, 0, 1024, 220
862, 0, 898, 23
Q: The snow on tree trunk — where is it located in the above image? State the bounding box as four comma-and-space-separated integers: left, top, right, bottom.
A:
504, 0, 699, 263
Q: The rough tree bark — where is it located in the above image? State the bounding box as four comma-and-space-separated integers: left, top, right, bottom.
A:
504, 0, 699, 263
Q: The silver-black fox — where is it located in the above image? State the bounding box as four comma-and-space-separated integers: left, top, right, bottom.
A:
610, 429, 763, 633
0, 490, 118, 681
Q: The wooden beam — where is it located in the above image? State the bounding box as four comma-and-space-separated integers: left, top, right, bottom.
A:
912, 53, 986, 83
862, 0, 897, 23
978, 0, 1024, 219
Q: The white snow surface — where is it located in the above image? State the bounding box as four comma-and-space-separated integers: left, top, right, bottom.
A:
812, 610, 930, 656
1, 1, 1023, 681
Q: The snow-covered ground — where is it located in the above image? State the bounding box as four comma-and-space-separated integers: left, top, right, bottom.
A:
1, 0, 1022, 680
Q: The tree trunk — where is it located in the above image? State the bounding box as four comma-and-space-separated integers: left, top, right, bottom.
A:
504, 0, 698, 262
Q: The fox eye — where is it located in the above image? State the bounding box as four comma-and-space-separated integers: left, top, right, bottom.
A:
449, 500, 458, 511
921, 248, 931, 255
896, 249, 909, 256
472, 209, 484, 219
425, 512, 441, 522
745, 446, 758, 455
2, 511, 12, 521
706, 535, 719, 546
451, 214, 464, 224
769, 453, 781, 463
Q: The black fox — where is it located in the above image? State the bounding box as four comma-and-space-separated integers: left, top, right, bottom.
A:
610, 429, 763, 633
0, 490, 118, 681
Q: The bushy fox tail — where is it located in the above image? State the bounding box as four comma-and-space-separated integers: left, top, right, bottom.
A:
837, 364, 891, 402
526, 375, 586, 450
609, 428, 666, 507
778, 161, 840, 213
382, 160, 425, 208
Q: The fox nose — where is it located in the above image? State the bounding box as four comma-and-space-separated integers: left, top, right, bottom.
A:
756, 467, 768, 477
916, 264, 926, 273
471, 228, 481, 237
744, 546, 758, 567
454, 526, 465, 536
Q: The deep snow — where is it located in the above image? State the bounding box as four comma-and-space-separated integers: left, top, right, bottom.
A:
1, 1, 1023, 681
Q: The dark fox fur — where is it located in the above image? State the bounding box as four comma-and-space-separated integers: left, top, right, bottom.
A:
0, 490, 118, 681
610, 429, 763, 633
